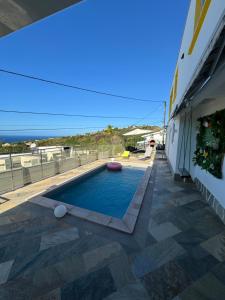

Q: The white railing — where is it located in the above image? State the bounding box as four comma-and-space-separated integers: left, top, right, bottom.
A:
0, 144, 124, 195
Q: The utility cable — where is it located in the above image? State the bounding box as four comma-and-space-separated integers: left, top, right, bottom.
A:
0, 68, 163, 103
0, 109, 143, 120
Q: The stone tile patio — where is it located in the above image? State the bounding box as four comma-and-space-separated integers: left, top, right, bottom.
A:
0, 154, 225, 299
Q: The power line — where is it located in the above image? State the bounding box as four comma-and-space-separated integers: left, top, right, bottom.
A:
0, 126, 105, 132
0, 68, 162, 103
0, 123, 125, 127
0, 123, 162, 132
132, 104, 164, 126
0, 105, 163, 130
0, 109, 144, 120
0, 107, 163, 127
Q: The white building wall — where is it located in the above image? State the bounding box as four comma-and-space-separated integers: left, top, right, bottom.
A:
166, 117, 181, 174
167, 0, 225, 219
168, 96, 225, 208
171, 0, 225, 115
190, 100, 225, 208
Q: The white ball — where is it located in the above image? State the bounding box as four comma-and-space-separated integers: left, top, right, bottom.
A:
54, 205, 67, 218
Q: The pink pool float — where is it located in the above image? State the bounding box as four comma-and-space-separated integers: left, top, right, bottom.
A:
106, 162, 122, 171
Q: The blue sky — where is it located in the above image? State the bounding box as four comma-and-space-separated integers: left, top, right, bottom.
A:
0, 0, 189, 137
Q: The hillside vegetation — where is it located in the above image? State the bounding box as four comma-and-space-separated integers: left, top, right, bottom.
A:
0, 125, 161, 154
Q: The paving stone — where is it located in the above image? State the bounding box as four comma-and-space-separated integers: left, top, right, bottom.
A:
211, 262, 225, 285
8, 236, 44, 280
149, 222, 181, 241
152, 207, 191, 232
109, 251, 136, 289
0, 216, 12, 226
104, 283, 149, 300
0, 260, 14, 284
141, 260, 191, 300
83, 242, 122, 272
132, 238, 185, 278
176, 253, 218, 281
10, 234, 106, 280
175, 273, 225, 300
167, 186, 185, 193
191, 207, 224, 239
0, 277, 34, 299
145, 233, 157, 247
0, 157, 225, 299
177, 200, 207, 214
36, 288, 61, 300
32, 255, 85, 296
201, 231, 225, 262
0, 215, 61, 242
147, 218, 159, 231
40, 227, 79, 251
1, 234, 41, 268
61, 266, 116, 300
151, 196, 175, 210
173, 228, 206, 252
183, 245, 211, 260
156, 188, 172, 196
171, 194, 202, 207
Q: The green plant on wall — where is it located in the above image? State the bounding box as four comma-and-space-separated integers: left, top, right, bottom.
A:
193, 108, 225, 179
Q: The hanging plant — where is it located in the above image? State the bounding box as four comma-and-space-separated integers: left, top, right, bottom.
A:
203, 120, 209, 128
193, 108, 225, 179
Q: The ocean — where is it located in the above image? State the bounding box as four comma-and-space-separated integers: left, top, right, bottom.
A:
0, 136, 57, 143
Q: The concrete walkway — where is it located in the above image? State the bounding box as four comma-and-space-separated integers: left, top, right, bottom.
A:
0, 155, 224, 299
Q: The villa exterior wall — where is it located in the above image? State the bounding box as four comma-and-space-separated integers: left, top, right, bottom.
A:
166, 116, 181, 175
167, 95, 225, 216
191, 99, 225, 208
167, 0, 225, 219
170, 0, 225, 116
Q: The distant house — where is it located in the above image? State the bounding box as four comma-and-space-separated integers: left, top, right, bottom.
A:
142, 129, 166, 145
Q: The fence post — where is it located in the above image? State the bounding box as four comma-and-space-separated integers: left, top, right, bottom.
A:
40, 150, 44, 179
60, 148, 63, 173
9, 153, 14, 191
96, 144, 99, 160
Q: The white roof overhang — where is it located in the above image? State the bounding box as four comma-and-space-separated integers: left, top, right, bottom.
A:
0, 0, 82, 37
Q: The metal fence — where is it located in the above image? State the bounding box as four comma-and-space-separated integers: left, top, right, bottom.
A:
0, 144, 124, 195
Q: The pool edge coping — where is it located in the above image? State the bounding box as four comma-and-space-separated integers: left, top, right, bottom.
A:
29, 163, 152, 234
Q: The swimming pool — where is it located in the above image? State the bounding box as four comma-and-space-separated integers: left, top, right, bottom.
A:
33, 163, 152, 233
45, 166, 145, 218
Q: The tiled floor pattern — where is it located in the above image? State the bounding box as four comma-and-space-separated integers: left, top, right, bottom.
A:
0, 155, 225, 299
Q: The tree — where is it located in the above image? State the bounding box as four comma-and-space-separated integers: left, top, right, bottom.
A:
105, 125, 114, 134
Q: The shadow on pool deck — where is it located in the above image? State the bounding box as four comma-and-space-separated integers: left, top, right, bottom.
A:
0, 153, 225, 299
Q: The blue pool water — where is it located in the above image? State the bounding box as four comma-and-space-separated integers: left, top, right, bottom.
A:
46, 166, 145, 218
